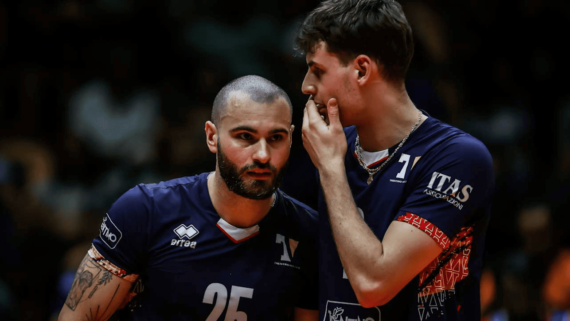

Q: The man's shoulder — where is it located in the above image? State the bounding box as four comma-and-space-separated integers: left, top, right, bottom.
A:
411, 118, 495, 199
276, 190, 318, 225
111, 172, 209, 215
421, 117, 493, 164
274, 190, 318, 251
138, 173, 207, 194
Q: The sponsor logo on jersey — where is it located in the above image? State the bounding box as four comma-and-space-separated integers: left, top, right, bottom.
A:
423, 171, 473, 210
325, 301, 380, 321
275, 234, 300, 269
100, 213, 123, 249
171, 224, 199, 248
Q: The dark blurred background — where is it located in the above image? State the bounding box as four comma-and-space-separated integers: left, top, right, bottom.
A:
0, 0, 569, 320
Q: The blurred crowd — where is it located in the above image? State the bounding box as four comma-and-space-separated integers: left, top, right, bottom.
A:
0, 0, 569, 320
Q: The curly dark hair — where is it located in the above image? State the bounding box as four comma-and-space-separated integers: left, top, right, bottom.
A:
296, 0, 414, 84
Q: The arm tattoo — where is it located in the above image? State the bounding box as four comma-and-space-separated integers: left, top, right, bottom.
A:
88, 271, 113, 299
85, 306, 100, 321
64, 255, 119, 313
85, 285, 120, 321
65, 256, 97, 311
102, 284, 121, 317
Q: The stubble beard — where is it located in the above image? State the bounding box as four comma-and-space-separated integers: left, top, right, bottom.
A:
217, 141, 288, 200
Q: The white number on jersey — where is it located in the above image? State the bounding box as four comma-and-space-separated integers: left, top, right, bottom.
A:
396, 153, 411, 179
203, 283, 254, 321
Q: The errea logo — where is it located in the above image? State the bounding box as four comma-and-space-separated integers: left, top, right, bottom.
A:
171, 224, 199, 248
175, 224, 199, 239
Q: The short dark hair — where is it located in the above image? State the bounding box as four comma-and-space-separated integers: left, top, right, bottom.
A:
212, 75, 293, 126
296, 0, 414, 83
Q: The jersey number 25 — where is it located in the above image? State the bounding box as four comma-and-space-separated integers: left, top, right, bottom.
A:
203, 283, 254, 321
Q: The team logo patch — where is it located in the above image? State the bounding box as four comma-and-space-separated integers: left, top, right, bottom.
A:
324, 301, 381, 321
174, 224, 199, 239
171, 224, 199, 249
275, 234, 300, 269
100, 213, 123, 249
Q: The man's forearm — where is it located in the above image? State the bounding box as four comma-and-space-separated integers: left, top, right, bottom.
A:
319, 167, 389, 305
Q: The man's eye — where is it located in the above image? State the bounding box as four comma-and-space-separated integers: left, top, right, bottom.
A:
270, 135, 284, 142
238, 133, 252, 140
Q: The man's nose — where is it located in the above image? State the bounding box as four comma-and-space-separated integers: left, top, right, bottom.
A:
301, 74, 316, 96
252, 139, 270, 164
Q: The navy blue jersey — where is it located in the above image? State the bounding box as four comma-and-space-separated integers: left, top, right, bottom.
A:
319, 116, 494, 321
91, 172, 318, 320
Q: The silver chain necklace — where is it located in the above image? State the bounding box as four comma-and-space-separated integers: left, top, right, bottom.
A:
355, 110, 422, 185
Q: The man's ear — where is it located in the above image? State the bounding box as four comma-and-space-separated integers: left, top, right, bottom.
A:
289, 124, 295, 147
353, 55, 376, 86
205, 121, 218, 154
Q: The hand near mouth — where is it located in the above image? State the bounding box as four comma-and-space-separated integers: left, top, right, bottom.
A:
315, 103, 329, 126
302, 96, 347, 172
310, 95, 330, 126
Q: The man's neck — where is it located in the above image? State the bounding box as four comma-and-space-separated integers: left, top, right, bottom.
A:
355, 84, 425, 152
207, 171, 275, 228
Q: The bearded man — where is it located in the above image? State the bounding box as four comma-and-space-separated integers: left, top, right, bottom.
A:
59, 75, 318, 321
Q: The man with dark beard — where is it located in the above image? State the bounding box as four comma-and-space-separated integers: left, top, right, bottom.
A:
58, 75, 318, 321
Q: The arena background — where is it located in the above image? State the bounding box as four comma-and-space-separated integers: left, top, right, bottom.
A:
0, 0, 569, 320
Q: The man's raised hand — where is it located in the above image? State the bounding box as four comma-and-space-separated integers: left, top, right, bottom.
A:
302, 97, 347, 172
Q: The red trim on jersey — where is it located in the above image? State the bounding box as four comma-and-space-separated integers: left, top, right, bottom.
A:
88, 244, 138, 282
397, 212, 450, 249
416, 225, 474, 297
367, 156, 388, 168
352, 152, 388, 168
216, 223, 260, 243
